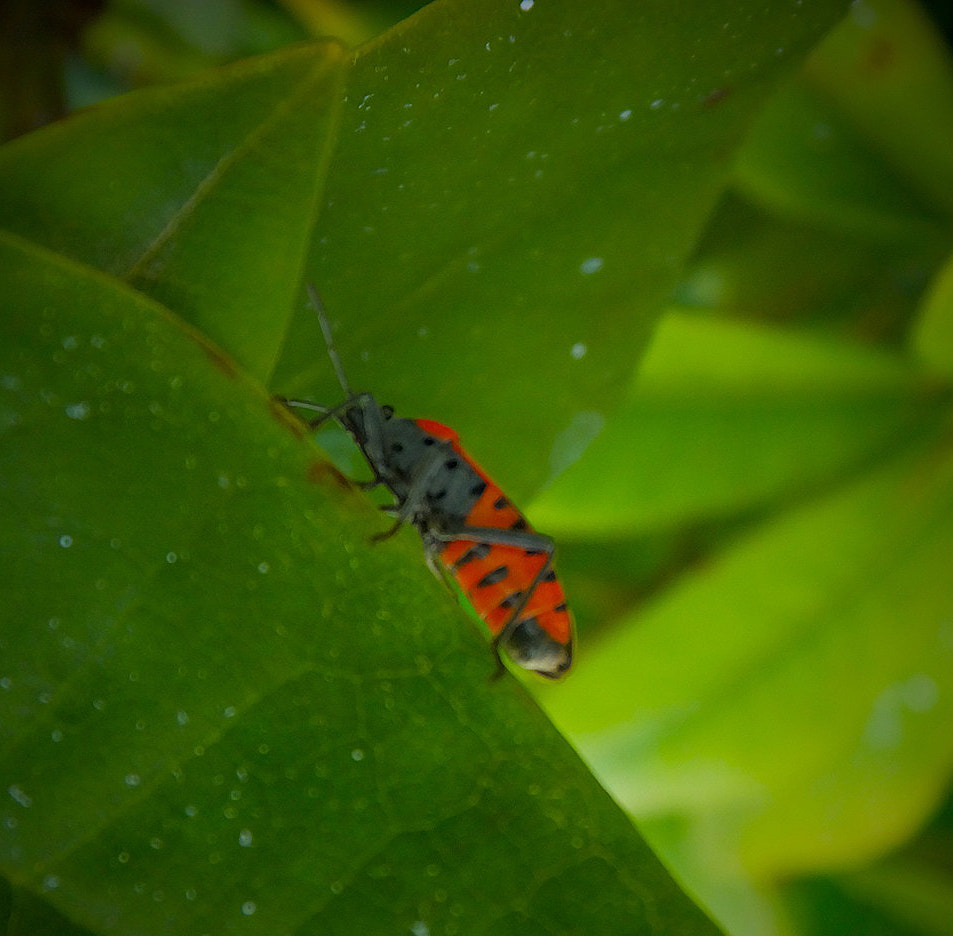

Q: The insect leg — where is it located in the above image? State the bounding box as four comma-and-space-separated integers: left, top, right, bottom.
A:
280, 393, 372, 432
423, 524, 554, 554
426, 521, 560, 675
421, 523, 555, 628
280, 394, 386, 490
370, 440, 459, 542
276, 396, 328, 419
491, 552, 554, 650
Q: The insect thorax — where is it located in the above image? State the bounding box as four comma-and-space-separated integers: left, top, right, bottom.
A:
353, 408, 486, 527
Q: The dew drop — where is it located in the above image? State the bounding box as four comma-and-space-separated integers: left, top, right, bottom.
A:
65, 401, 90, 420
8, 785, 32, 808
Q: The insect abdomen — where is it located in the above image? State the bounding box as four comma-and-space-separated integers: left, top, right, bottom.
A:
437, 479, 573, 647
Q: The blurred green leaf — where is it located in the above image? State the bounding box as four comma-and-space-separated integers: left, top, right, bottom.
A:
531, 311, 941, 539
676, 193, 945, 343
913, 247, 953, 377
783, 839, 953, 936
540, 411, 953, 876
805, 0, 953, 220
734, 78, 949, 244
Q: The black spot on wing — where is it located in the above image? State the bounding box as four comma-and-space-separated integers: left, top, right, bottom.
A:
477, 565, 509, 588
453, 543, 491, 568
493, 495, 508, 510
499, 590, 525, 610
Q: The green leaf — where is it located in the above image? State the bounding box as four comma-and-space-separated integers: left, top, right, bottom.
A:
804, 0, 953, 221
530, 311, 939, 539
675, 191, 947, 344
540, 412, 953, 879
913, 247, 953, 377
0, 235, 720, 935
0, 40, 347, 383
733, 78, 949, 245
283, 0, 849, 499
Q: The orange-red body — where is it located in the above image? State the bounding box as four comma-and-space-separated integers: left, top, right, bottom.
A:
418, 419, 573, 658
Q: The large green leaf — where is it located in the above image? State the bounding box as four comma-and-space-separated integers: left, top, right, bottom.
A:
0, 0, 848, 499
0, 235, 719, 935
279, 0, 850, 496
0, 40, 346, 382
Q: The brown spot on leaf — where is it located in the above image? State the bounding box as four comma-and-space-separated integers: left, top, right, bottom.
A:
200, 341, 238, 378
270, 397, 305, 438
702, 86, 732, 109
308, 460, 352, 491
865, 38, 895, 74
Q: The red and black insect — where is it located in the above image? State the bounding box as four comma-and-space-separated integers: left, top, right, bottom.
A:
282, 286, 574, 679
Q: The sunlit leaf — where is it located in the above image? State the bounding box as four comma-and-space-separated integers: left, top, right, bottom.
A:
531, 311, 939, 539
541, 415, 953, 882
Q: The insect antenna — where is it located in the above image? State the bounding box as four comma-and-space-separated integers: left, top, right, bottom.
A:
307, 283, 352, 397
